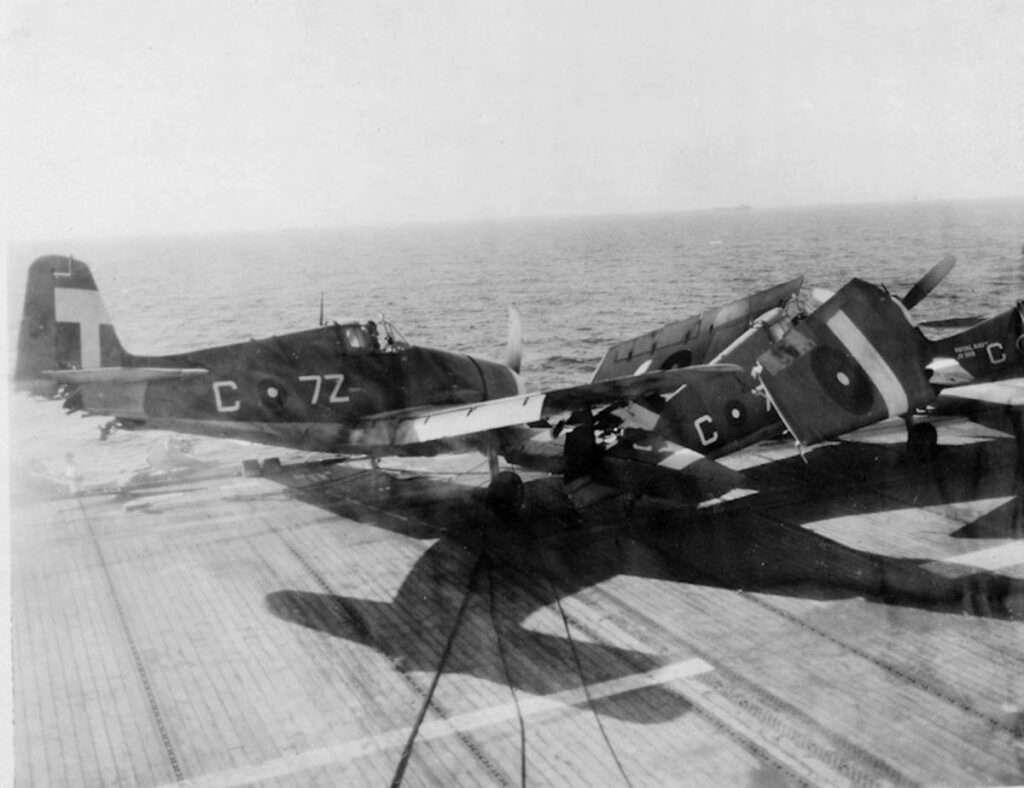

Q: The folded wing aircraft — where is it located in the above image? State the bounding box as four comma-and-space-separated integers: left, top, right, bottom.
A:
535, 257, 970, 509
753, 256, 1024, 466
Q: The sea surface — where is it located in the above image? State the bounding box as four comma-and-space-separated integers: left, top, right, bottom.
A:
9, 198, 1024, 391
7, 198, 1024, 487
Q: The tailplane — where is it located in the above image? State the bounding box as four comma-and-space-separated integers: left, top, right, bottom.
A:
15, 256, 128, 393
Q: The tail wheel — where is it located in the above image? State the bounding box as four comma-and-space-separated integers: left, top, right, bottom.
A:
487, 471, 525, 516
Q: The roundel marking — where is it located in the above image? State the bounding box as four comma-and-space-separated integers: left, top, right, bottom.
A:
724, 399, 746, 427
258, 378, 289, 410
809, 346, 874, 415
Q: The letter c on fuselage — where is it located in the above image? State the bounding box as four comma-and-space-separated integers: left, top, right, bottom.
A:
694, 414, 719, 447
987, 342, 1007, 365
213, 380, 241, 413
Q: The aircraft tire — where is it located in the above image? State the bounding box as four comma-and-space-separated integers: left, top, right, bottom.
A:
487, 471, 525, 517
907, 422, 939, 462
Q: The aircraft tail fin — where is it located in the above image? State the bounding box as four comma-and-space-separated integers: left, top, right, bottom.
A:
15, 256, 129, 393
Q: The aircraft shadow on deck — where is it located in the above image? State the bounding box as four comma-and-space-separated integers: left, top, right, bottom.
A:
262, 436, 1022, 709
263, 464, 691, 721
623, 435, 1024, 620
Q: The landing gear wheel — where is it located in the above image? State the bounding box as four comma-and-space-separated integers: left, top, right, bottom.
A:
375, 474, 394, 496
487, 471, 525, 517
907, 422, 939, 462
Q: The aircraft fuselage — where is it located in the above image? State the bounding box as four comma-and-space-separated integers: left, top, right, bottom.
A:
929, 304, 1024, 385
73, 324, 522, 455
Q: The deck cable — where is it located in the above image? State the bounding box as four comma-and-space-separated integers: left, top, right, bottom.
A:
542, 568, 634, 788
389, 539, 489, 788
485, 554, 529, 786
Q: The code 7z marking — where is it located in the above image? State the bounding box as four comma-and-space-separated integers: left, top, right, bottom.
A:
298, 374, 349, 404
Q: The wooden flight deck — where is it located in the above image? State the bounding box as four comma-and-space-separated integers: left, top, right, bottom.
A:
9, 413, 1024, 786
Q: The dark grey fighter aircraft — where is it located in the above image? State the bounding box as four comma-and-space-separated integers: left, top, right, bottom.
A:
14, 255, 744, 509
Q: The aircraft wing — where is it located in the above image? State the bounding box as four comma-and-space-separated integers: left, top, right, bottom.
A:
354, 364, 743, 448
42, 367, 210, 383
544, 363, 743, 410
757, 279, 935, 446
591, 277, 803, 381
936, 378, 1024, 409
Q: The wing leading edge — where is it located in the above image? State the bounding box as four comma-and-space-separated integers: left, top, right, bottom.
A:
43, 367, 210, 384
354, 364, 744, 448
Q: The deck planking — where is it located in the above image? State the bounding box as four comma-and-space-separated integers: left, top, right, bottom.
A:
9, 415, 1024, 786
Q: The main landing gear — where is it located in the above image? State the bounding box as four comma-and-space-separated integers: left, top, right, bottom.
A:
485, 447, 525, 516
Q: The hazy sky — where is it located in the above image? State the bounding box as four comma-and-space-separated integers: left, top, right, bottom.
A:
4, 0, 1023, 240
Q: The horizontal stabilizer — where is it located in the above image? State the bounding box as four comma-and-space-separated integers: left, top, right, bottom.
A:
937, 378, 1024, 409
42, 367, 210, 383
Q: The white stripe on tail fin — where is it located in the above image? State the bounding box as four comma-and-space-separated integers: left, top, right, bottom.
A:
15, 255, 128, 393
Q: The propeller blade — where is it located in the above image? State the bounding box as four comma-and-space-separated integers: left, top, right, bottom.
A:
918, 316, 985, 329
505, 306, 523, 373
902, 254, 956, 310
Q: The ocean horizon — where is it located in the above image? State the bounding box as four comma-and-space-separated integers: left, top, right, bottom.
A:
9, 196, 1024, 392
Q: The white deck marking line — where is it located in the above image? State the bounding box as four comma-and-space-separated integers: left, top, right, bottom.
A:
825, 310, 908, 418
921, 541, 1024, 578
171, 657, 714, 788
